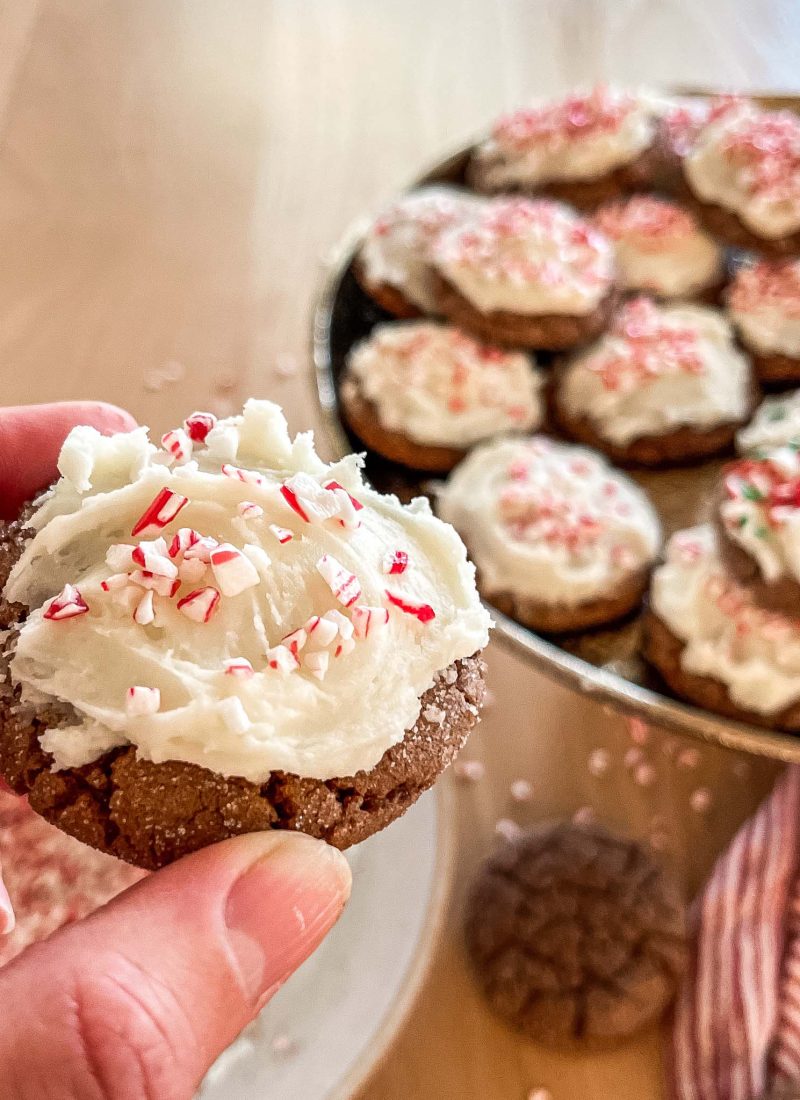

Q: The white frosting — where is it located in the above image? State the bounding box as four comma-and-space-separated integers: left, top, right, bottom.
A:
473, 86, 658, 189
433, 198, 615, 317
3, 401, 491, 782
357, 186, 481, 312
728, 260, 800, 358
437, 436, 661, 606
593, 197, 722, 298
557, 300, 752, 446
719, 448, 800, 586
344, 321, 544, 448
685, 103, 800, 239
651, 524, 800, 716
738, 391, 800, 454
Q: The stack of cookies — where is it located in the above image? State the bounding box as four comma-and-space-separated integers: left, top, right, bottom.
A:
342, 84, 800, 646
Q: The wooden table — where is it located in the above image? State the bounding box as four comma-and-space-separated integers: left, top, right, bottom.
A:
0, 3, 798, 1097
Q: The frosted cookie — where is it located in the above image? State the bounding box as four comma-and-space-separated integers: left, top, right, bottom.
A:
737, 390, 800, 454
468, 85, 664, 207
353, 185, 481, 317
644, 524, 800, 729
593, 196, 724, 301
431, 197, 618, 350
437, 435, 661, 633
716, 448, 800, 615
553, 298, 755, 466
0, 401, 491, 868
681, 100, 800, 255
727, 260, 800, 383
340, 321, 545, 471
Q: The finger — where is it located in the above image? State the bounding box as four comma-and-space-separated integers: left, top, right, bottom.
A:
0, 402, 136, 519
0, 831, 351, 1100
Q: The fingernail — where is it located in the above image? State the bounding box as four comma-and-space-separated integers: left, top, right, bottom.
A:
0, 876, 15, 936
224, 834, 351, 1003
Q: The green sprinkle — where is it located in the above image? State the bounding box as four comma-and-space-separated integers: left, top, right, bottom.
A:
737, 515, 748, 528
742, 484, 765, 502
768, 405, 787, 422
756, 526, 769, 539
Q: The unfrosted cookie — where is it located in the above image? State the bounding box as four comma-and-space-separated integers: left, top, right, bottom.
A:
727, 260, 800, 384
340, 320, 545, 471
464, 820, 687, 1050
354, 185, 481, 316
431, 197, 618, 349
644, 524, 800, 729
437, 435, 661, 633
553, 298, 756, 466
737, 390, 800, 454
467, 86, 665, 208
0, 401, 491, 867
593, 196, 724, 301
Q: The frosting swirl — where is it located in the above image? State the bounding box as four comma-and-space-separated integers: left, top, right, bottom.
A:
433, 198, 615, 317
737, 390, 800, 454
728, 259, 800, 358
3, 402, 491, 782
437, 436, 661, 606
720, 449, 800, 585
344, 321, 544, 447
651, 524, 800, 716
558, 299, 752, 446
358, 186, 480, 312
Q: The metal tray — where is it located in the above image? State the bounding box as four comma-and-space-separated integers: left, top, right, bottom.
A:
311, 107, 800, 764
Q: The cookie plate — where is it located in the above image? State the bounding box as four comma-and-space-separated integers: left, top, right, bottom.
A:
312, 97, 800, 766
199, 787, 452, 1099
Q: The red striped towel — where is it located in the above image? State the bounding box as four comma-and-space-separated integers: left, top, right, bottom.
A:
670, 766, 800, 1100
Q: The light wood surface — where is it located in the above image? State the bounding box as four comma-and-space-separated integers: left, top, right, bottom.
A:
0, 3, 798, 1098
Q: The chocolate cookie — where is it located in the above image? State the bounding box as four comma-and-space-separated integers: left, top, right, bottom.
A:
352, 257, 424, 320
464, 821, 688, 1049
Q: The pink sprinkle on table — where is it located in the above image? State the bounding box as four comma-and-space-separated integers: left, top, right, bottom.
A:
690, 787, 713, 815
510, 779, 533, 802
454, 760, 485, 783
495, 818, 522, 842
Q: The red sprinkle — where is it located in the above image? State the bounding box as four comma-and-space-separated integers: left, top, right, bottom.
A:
382, 550, 409, 575
131, 488, 189, 537
385, 590, 435, 623
183, 411, 217, 443
43, 584, 89, 622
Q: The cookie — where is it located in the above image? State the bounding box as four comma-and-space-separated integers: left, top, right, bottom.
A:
437, 435, 661, 633
737, 390, 800, 455
553, 298, 757, 467
430, 197, 618, 350
644, 524, 800, 730
727, 260, 800, 384
353, 185, 481, 317
0, 401, 491, 867
464, 820, 688, 1050
340, 320, 544, 472
466, 86, 665, 207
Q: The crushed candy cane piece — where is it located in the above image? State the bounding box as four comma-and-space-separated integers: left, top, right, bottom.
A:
304, 650, 330, 680
168, 528, 201, 558
382, 550, 409, 575
125, 686, 160, 716
324, 480, 364, 512
305, 614, 338, 647
131, 488, 189, 537
281, 627, 308, 656
210, 544, 260, 597
100, 573, 129, 592
237, 501, 264, 520
385, 590, 435, 623
129, 570, 181, 598
178, 557, 207, 584
331, 488, 360, 530
43, 584, 89, 621
132, 541, 178, 578
224, 657, 255, 679
316, 554, 362, 607
281, 474, 342, 524
183, 411, 217, 443
269, 524, 294, 544
160, 428, 193, 465
333, 637, 356, 658
322, 609, 354, 640
351, 605, 390, 639
183, 535, 220, 563
265, 644, 299, 673
177, 586, 220, 623
133, 590, 155, 625
222, 463, 266, 487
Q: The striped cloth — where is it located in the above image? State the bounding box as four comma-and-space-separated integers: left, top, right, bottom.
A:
670, 766, 800, 1100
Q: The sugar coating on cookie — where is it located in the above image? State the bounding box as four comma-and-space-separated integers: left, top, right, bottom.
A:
593, 196, 722, 298
343, 321, 544, 448
661, 94, 744, 157
650, 524, 800, 716
357, 185, 480, 312
432, 197, 615, 317
737, 390, 800, 454
2, 401, 491, 783
719, 449, 800, 585
728, 259, 800, 359
472, 85, 660, 190
557, 298, 752, 447
684, 101, 800, 239
437, 435, 660, 607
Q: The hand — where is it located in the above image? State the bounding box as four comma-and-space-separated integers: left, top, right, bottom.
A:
0, 403, 352, 1100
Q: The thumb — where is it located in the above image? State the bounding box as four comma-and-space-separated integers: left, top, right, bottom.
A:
0, 831, 351, 1100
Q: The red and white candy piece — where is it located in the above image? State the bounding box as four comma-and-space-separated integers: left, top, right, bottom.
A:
132, 540, 178, 578
100, 573, 129, 592
304, 650, 330, 680
168, 528, 202, 559
385, 590, 436, 623
131, 488, 189, 537
281, 627, 308, 657
323, 608, 354, 640
129, 570, 181, 598
330, 487, 360, 530
351, 605, 390, 639
43, 584, 89, 622
237, 501, 264, 520
382, 550, 409, 576
304, 614, 339, 647
160, 428, 193, 465
182, 535, 219, 563
323, 480, 364, 513
125, 685, 160, 716
183, 411, 217, 444
333, 637, 356, 659
221, 463, 266, 488
177, 586, 221, 623
269, 524, 294, 545
133, 590, 155, 626
224, 657, 255, 679
265, 644, 299, 673
315, 554, 361, 607
280, 474, 341, 524
210, 543, 260, 597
